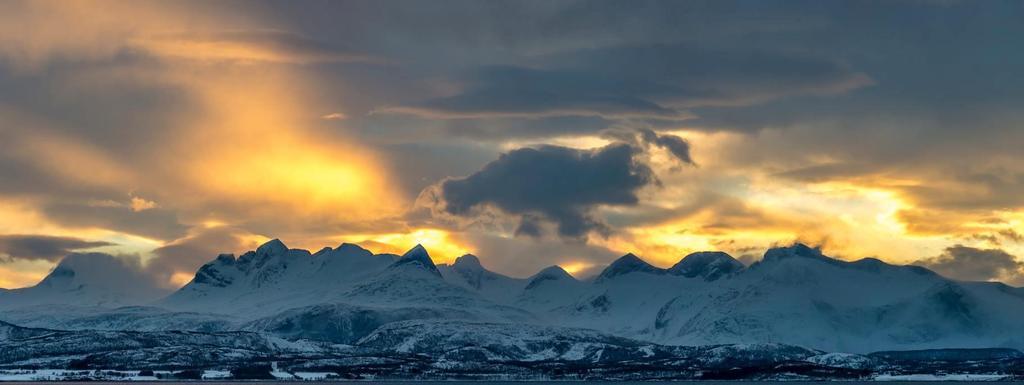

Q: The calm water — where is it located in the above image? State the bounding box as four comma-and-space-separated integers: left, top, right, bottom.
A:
8, 380, 1024, 382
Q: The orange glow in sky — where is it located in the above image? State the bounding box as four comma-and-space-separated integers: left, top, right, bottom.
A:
0, 1, 1021, 289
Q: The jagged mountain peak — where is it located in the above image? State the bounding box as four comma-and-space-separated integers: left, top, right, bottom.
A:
668, 251, 744, 280
337, 242, 370, 254
405, 244, 428, 256
234, 239, 315, 272
321, 243, 375, 262
537, 265, 574, 280
525, 265, 576, 290
36, 260, 77, 288
213, 253, 236, 264
595, 253, 665, 282
452, 254, 483, 270
256, 238, 288, 256
391, 244, 441, 276
762, 243, 831, 263
849, 257, 935, 276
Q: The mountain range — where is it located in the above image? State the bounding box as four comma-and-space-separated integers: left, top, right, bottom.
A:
2, 240, 1024, 379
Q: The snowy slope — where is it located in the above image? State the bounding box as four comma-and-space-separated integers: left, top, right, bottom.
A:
241, 302, 482, 344
647, 244, 1024, 352
525, 252, 718, 338
0, 304, 236, 332
355, 319, 661, 362
339, 245, 535, 322
437, 254, 528, 303
515, 265, 587, 313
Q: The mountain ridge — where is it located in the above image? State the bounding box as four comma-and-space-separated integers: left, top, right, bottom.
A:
3, 240, 1024, 355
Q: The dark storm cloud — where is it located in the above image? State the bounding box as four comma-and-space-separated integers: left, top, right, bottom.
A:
42, 203, 188, 241
263, 0, 833, 69
439, 143, 656, 240
384, 44, 870, 120
916, 245, 1024, 284
514, 215, 545, 238
273, 0, 862, 140
0, 235, 114, 262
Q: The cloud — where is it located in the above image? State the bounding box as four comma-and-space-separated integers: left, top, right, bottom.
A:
916, 245, 1024, 284
0, 0, 1023, 284
321, 112, 348, 120
0, 2, 406, 248
1000, 229, 1024, 244
0, 234, 114, 262
41, 202, 188, 241
130, 196, 158, 212
691, 114, 1024, 240
0, 114, 140, 198
604, 190, 797, 233
734, 254, 761, 267
435, 143, 656, 240
604, 128, 695, 166
138, 30, 376, 64
774, 162, 876, 183
638, 128, 695, 166
963, 229, 1024, 247
380, 65, 691, 120
381, 44, 870, 120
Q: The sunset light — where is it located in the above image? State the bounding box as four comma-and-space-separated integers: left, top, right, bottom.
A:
1, 2, 1023, 379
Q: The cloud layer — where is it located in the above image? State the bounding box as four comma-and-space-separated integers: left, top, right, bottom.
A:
0, 1, 1022, 288
384, 44, 870, 120
916, 245, 1024, 286
0, 235, 113, 262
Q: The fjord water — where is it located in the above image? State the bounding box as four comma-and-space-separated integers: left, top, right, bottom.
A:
0, 382, 1016, 385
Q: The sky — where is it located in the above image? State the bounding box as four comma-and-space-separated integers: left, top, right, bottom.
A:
1, 0, 1023, 289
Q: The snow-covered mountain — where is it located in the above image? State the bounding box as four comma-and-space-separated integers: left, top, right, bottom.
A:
160, 240, 396, 316
668, 251, 745, 280
0, 253, 169, 310
4, 240, 1024, 357
648, 244, 1024, 352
